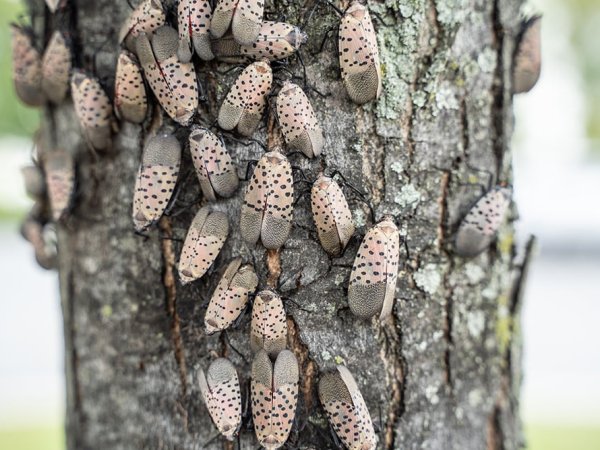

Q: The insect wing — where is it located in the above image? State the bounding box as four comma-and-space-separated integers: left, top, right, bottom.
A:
455, 187, 511, 257
44, 149, 75, 221
348, 218, 399, 319
114, 51, 148, 123
132, 134, 181, 232
70, 71, 112, 151
232, 0, 264, 45
119, 0, 166, 50
276, 81, 324, 158
338, 3, 382, 104
250, 290, 287, 357
178, 207, 229, 284
41, 31, 71, 104
10, 25, 45, 107
199, 358, 242, 440
210, 0, 238, 39
251, 350, 299, 449
311, 176, 355, 256
189, 128, 239, 201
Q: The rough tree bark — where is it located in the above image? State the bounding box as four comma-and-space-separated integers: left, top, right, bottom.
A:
26, 0, 534, 448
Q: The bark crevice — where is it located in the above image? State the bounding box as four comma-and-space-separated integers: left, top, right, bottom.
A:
159, 217, 189, 398
379, 317, 406, 450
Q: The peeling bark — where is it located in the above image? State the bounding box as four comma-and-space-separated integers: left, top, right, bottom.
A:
25, 0, 530, 448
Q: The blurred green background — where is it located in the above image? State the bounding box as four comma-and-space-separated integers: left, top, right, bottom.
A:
1, 0, 599, 449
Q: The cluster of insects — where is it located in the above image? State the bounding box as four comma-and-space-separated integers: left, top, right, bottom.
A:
12, 0, 541, 448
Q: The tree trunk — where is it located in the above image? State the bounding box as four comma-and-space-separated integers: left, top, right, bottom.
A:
26, 0, 533, 448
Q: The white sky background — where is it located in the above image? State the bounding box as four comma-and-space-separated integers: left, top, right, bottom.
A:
0, 0, 599, 431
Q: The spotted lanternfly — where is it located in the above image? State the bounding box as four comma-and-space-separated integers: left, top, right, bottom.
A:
217, 60, 272, 136
205, 257, 258, 335
119, 0, 166, 51
210, 0, 264, 45
250, 289, 287, 357
44, 149, 75, 222
513, 16, 542, 94
212, 21, 307, 62
276, 81, 324, 158
136, 26, 199, 125
311, 175, 355, 257
10, 24, 45, 107
348, 216, 399, 320
339, 2, 382, 105
41, 31, 71, 104
21, 165, 46, 200
178, 206, 229, 285
114, 50, 148, 123
198, 357, 242, 441
251, 349, 299, 450
189, 127, 239, 201
70, 70, 113, 152
21, 217, 57, 270
455, 187, 511, 257
177, 0, 214, 62
132, 133, 181, 232
318, 365, 377, 450
240, 150, 293, 250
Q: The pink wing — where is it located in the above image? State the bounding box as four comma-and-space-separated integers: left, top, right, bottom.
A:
338, 4, 379, 78
41, 31, 71, 104
260, 151, 293, 249
119, 0, 165, 46
269, 382, 298, 446
178, 210, 228, 284
206, 378, 242, 439
250, 292, 287, 356
240, 21, 306, 61
46, 164, 74, 221
158, 56, 198, 125
240, 153, 270, 244
132, 164, 179, 231
251, 379, 274, 444
114, 51, 147, 123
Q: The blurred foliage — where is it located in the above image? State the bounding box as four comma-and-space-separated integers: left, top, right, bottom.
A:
527, 423, 600, 449
558, 0, 600, 151
0, 0, 41, 138
0, 425, 63, 450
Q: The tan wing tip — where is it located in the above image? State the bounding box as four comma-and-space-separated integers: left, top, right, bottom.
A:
348, 282, 386, 319
210, 11, 234, 39
151, 26, 179, 62
232, 16, 261, 46
192, 34, 215, 61
207, 357, 237, 385
177, 42, 193, 63
251, 349, 273, 384
454, 228, 488, 258
15, 83, 46, 108
274, 349, 299, 386
318, 367, 353, 404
